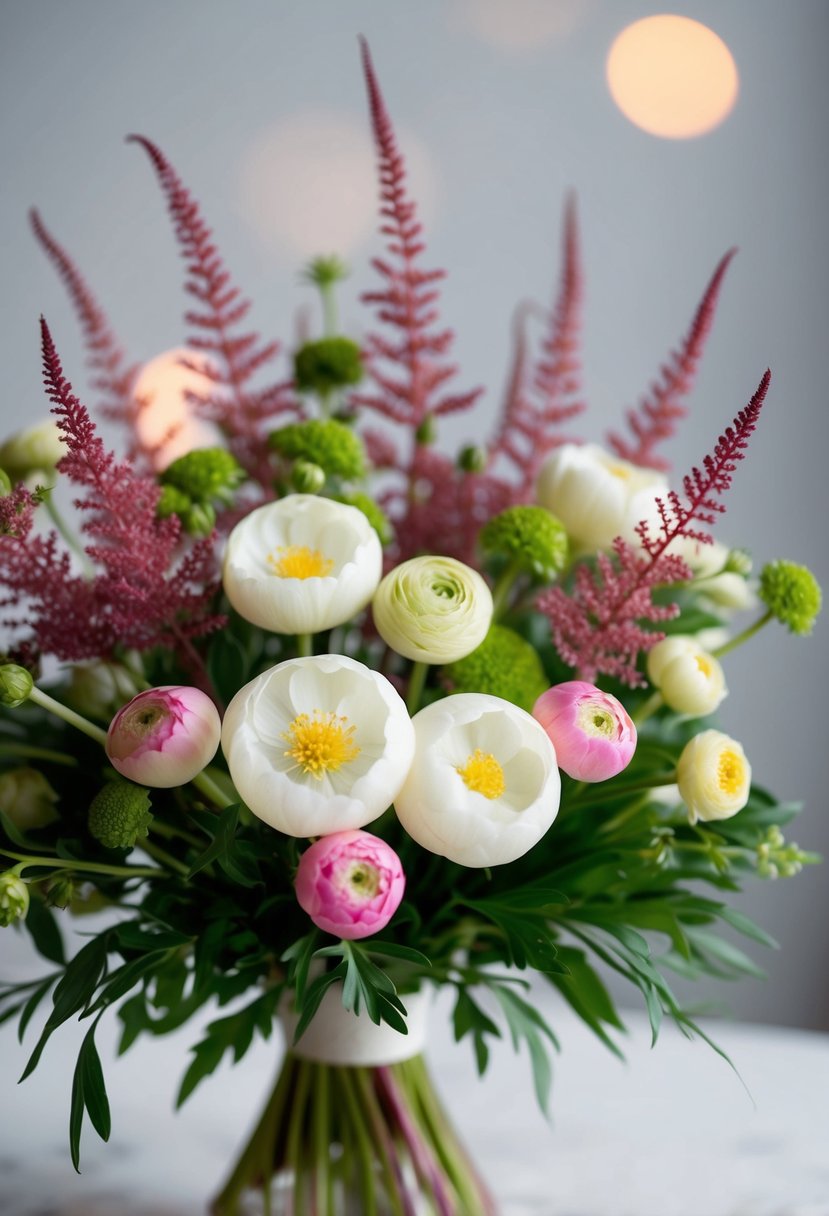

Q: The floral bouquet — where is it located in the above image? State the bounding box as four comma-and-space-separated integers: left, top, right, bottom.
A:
0, 41, 821, 1216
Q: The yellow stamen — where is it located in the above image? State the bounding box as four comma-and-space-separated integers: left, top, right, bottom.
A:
717, 748, 746, 795
457, 749, 505, 800
267, 545, 334, 580
695, 654, 713, 677
608, 462, 632, 480
282, 710, 360, 778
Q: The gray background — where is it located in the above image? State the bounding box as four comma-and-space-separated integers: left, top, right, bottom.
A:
0, 1, 826, 1029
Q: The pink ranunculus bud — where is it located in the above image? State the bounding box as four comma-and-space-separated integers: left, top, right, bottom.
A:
532, 680, 637, 782
106, 686, 222, 788
294, 830, 406, 941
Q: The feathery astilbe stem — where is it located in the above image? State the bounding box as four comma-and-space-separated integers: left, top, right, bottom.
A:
487, 198, 586, 494
29, 209, 140, 436
606, 249, 737, 472
540, 371, 770, 686
128, 135, 295, 483
353, 38, 482, 431
0, 319, 223, 665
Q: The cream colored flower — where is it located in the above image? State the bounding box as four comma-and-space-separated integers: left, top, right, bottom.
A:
393, 693, 560, 867
676, 729, 751, 824
535, 443, 667, 553
0, 419, 64, 480
646, 636, 727, 717
372, 556, 493, 664
221, 654, 415, 837
223, 494, 382, 634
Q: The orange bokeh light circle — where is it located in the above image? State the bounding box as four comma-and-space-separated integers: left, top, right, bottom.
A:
607, 14, 739, 139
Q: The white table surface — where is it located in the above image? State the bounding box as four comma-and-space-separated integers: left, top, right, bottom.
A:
1, 978, 828, 1216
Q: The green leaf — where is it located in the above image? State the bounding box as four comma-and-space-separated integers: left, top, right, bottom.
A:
186, 804, 241, 880
176, 986, 281, 1107
293, 967, 345, 1042
20, 934, 110, 1081
0, 807, 46, 851
452, 988, 500, 1076
281, 930, 320, 1002
362, 941, 433, 969
24, 896, 65, 965
341, 942, 406, 1029
17, 976, 56, 1043
686, 929, 767, 979
489, 984, 558, 1115
547, 947, 626, 1058
717, 906, 779, 950
69, 1017, 111, 1172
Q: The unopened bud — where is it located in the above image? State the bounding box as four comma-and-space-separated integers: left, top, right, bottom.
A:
291, 460, 326, 495
0, 664, 33, 708
0, 871, 30, 926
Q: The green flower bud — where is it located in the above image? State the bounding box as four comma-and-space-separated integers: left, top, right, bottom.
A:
67, 656, 143, 721
183, 501, 216, 537
269, 418, 366, 480
758, 560, 822, 636
302, 255, 350, 289
0, 664, 33, 708
442, 624, 549, 713
480, 505, 569, 580
0, 767, 59, 830
0, 871, 30, 927
160, 447, 245, 505
458, 445, 488, 474
293, 337, 363, 394
0, 468, 11, 495
156, 483, 192, 520
88, 781, 153, 850
724, 548, 752, 576
333, 492, 392, 546
415, 413, 438, 446
46, 875, 75, 909
291, 460, 326, 495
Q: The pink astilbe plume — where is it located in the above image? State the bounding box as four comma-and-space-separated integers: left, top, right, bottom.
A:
0, 320, 223, 665
29, 209, 141, 448
353, 39, 483, 433
540, 371, 770, 686
128, 135, 296, 484
488, 198, 586, 494
606, 249, 737, 472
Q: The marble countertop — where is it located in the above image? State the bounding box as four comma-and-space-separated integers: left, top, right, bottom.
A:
1, 981, 828, 1216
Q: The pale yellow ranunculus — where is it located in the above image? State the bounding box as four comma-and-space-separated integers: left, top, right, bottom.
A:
676, 729, 751, 824
372, 556, 493, 665
647, 636, 727, 717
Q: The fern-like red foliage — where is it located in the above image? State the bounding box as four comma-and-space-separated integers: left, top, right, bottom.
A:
128, 135, 295, 483
0, 321, 223, 665
29, 209, 139, 437
488, 198, 586, 493
352, 39, 482, 431
606, 248, 737, 472
539, 371, 770, 685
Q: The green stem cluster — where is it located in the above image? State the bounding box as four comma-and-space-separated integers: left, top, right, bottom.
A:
210, 1051, 496, 1216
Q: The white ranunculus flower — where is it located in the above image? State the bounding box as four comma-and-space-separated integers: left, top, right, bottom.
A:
221, 654, 415, 837
535, 442, 668, 553
671, 538, 756, 612
393, 693, 560, 867
223, 494, 383, 634
676, 729, 751, 824
646, 636, 727, 717
372, 556, 493, 664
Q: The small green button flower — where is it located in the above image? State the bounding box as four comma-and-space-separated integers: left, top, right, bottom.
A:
269, 418, 366, 480
88, 781, 153, 850
293, 337, 363, 395
480, 505, 569, 580
333, 492, 392, 546
160, 447, 245, 505
758, 560, 822, 636
443, 624, 549, 713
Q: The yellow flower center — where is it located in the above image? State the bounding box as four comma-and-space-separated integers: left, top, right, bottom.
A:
695, 654, 713, 677
267, 545, 334, 579
717, 748, 746, 796
282, 710, 360, 778
457, 749, 505, 800
607, 462, 632, 480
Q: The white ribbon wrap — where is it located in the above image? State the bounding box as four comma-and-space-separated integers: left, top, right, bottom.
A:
281, 985, 430, 1066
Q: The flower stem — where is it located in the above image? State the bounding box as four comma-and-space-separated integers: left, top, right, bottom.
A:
296, 632, 314, 658
0, 848, 165, 880
491, 557, 523, 620
713, 609, 773, 659
633, 690, 663, 725
140, 837, 190, 876
0, 742, 78, 767
26, 685, 108, 746
406, 660, 429, 716
192, 769, 237, 809
41, 488, 94, 575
